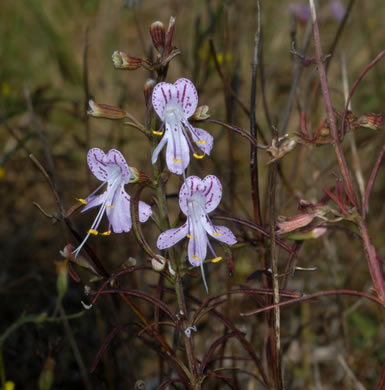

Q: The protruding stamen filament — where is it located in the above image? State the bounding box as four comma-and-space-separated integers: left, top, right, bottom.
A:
193, 153, 205, 159
192, 254, 200, 261
197, 140, 206, 144
172, 158, 182, 163
106, 205, 114, 209
211, 257, 223, 263
101, 230, 111, 236
186, 234, 194, 239
213, 232, 223, 236
152, 129, 164, 136
77, 198, 88, 205
88, 229, 98, 235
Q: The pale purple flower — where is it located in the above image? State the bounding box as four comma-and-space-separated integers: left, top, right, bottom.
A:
328, 0, 346, 22
157, 175, 236, 290
73, 148, 152, 256
151, 78, 213, 175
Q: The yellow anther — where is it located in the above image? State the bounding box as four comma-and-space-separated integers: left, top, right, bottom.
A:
77, 198, 88, 205
172, 158, 182, 163
152, 129, 164, 136
211, 257, 223, 263
193, 153, 205, 159
192, 254, 200, 261
197, 140, 206, 144
186, 234, 194, 239
213, 232, 223, 236
88, 229, 98, 235
100, 230, 112, 236
106, 205, 114, 209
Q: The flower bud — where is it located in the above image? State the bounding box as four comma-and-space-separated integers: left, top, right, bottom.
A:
88, 100, 126, 119
287, 227, 327, 240
152, 255, 166, 272
112, 51, 142, 70
277, 213, 316, 234
191, 105, 210, 120
39, 357, 55, 390
150, 21, 166, 52
357, 113, 384, 130
144, 79, 156, 108
55, 261, 68, 299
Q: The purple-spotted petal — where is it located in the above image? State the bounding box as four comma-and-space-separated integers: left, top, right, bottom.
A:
201, 217, 237, 245
165, 123, 190, 175
202, 175, 222, 213
87, 148, 110, 182
81, 193, 106, 213
106, 188, 132, 233
152, 82, 178, 121
151, 128, 169, 164
157, 223, 188, 249
138, 200, 152, 223
174, 78, 198, 118
190, 127, 213, 155
179, 176, 203, 216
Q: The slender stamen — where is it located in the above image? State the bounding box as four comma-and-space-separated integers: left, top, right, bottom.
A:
200, 263, 209, 294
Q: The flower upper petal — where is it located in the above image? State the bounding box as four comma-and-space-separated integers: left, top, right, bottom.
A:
202, 175, 222, 213
189, 126, 214, 155
165, 122, 190, 175
87, 148, 131, 184
201, 216, 237, 245
106, 187, 132, 233
104, 149, 132, 184
152, 82, 178, 121
157, 223, 188, 249
179, 176, 203, 216
174, 78, 198, 118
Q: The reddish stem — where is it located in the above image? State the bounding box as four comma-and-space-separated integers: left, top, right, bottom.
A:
363, 144, 385, 220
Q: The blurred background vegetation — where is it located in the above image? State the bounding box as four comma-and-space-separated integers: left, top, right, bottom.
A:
1, 0, 385, 389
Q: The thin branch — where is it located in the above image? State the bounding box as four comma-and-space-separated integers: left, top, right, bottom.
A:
362, 144, 385, 219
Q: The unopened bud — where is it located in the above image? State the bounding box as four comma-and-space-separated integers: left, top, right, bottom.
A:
287, 227, 327, 240
164, 16, 176, 56
277, 213, 316, 234
144, 79, 156, 108
88, 100, 126, 119
112, 51, 142, 70
55, 261, 68, 299
150, 21, 166, 52
357, 113, 384, 130
39, 357, 55, 390
152, 255, 166, 271
191, 105, 210, 120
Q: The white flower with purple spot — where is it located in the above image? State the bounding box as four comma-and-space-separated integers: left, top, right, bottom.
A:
151, 78, 213, 175
73, 148, 152, 256
157, 175, 236, 291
